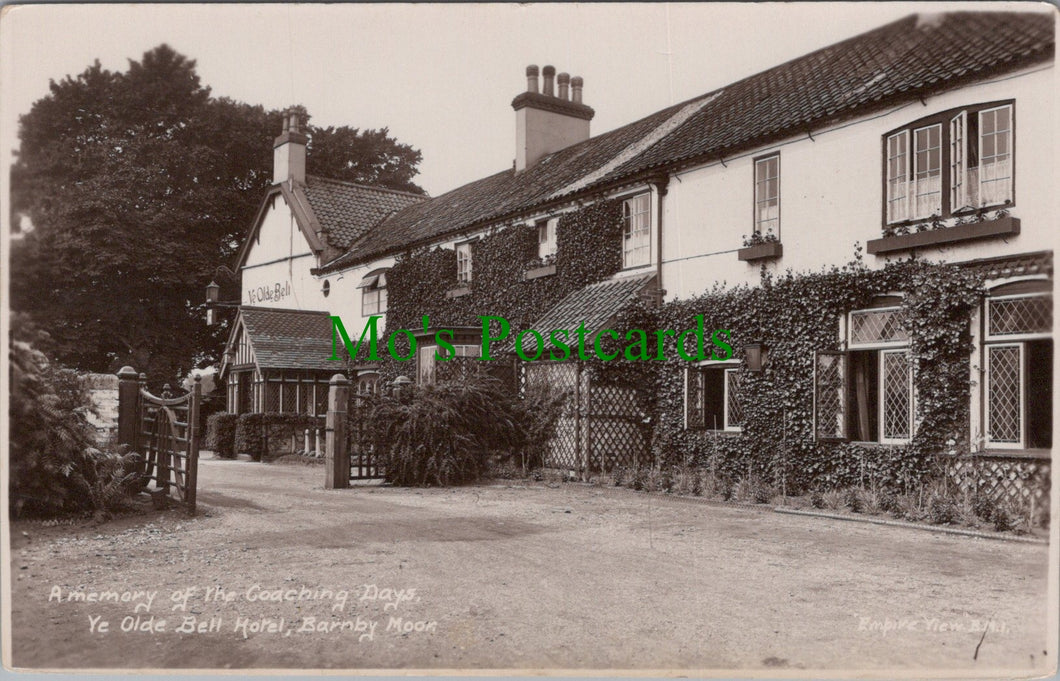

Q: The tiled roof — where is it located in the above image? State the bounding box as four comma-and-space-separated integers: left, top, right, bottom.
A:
303, 175, 425, 250
606, 11, 1054, 180
321, 101, 693, 271
240, 307, 338, 371
320, 11, 1052, 272
528, 274, 656, 341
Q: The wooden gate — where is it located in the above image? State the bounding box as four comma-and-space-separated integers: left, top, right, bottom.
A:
117, 367, 201, 515
347, 390, 385, 480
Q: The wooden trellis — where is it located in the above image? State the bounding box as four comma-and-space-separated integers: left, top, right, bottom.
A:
943, 453, 1051, 505
524, 362, 646, 474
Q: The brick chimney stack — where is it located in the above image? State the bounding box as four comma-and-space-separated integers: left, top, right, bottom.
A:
512, 64, 594, 172
273, 107, 308, 185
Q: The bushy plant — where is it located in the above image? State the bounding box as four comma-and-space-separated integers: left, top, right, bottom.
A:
509, 381, 568, 472
927, 493, 958, 525
205, 413, 239, 459
844, 487, 863, 513
368, 375, 524, 486
9, 341, 138, 517
690, 469, 704, 496
235, 413, 324, 461
822, 489, 845, 511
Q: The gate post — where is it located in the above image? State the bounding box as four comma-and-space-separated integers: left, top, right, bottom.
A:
116, 366, 140, 448
325, 374, 350, 489
186, 375, 202, 516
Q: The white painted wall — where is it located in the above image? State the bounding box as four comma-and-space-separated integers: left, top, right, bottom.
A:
660, 63, 1056, 301
241, 195, 326, 311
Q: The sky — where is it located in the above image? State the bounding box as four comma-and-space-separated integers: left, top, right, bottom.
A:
0, 1, 1046, 202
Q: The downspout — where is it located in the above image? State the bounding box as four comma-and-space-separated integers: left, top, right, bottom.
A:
652, 174, 670, 300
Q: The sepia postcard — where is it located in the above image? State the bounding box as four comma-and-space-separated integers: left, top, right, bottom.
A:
1, 2, 1057, 679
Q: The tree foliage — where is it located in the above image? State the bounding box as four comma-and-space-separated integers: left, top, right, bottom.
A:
10, 44, 424, 383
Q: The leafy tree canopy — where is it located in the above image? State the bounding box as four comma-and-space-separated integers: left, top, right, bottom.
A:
10, 44, 425, 384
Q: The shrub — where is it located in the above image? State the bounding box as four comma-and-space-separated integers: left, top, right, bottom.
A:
368, 375, 524, 486
809, 490, 826, 509
205, 413, 239, 459
235, 413, 324, 462
856, 487, 884, 515
844, 487, 863, 513
928, 493, 958, 525
822, 489, 845, 511
511, 382, 569, 472
690, 470, 704, 496
8, 342, 137, 517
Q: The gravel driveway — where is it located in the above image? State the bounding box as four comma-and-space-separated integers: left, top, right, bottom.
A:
8, 456, 1052, 674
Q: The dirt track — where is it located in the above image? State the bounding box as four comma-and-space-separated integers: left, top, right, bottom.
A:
8, 456, 1052, 674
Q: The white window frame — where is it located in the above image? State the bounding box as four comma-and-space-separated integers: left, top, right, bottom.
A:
977, 104, 1014, 209
621, 193, 651, 269
456, 241, 473, 284
886, 130, 910, 224
845, 305, 914, 445
847, 307, 909, 350
878, 348, 915, 445
911, 123, 942, 219
753, 154, 780, 237
984, 293, 1053, 343
538, 218, 558, 260
689, 359, 743, 433
983, 342, 1025, 449
949, 111, 968, 212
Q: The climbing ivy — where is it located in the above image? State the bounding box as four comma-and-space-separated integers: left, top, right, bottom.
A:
376, 198, 626, 381
592, 255, 984, 492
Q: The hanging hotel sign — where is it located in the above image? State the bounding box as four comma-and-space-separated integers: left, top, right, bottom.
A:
246, 281, 292, 305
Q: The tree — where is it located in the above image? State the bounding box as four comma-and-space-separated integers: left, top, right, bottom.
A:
10, 45, 424, 384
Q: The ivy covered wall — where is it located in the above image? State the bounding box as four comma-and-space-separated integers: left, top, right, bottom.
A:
377, 198, 627, 379
593, 256, 985, 492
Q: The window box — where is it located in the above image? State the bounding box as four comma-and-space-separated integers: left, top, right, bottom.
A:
738, 241, 783, 262
523, 263, 557, 280
866, 216, 1019, 255
445, 286, 471, 299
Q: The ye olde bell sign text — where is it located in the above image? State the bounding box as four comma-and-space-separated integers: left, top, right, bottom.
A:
247, 280, 292, 305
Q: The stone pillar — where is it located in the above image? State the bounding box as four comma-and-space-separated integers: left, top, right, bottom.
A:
325, 374, 350, 489
116, 366, 140, 448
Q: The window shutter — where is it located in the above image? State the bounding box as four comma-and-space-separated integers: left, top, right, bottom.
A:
814, 351, 847, 440
685, 368, 705, 429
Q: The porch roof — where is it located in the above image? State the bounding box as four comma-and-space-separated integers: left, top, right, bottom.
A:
527, 273, 657, 341
240, 307, 338, 372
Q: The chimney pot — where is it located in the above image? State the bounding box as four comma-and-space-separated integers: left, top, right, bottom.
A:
542, 65, 555, 97
557, 72, 570, 100
274, 106, 308, 184
525, 64, 539, 93
571, 76, 584, 104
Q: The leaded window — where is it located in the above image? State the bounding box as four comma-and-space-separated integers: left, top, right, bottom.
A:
686, 363, 743, 432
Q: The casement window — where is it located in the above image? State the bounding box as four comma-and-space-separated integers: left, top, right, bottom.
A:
358, 269, 388, 316
815, 300, 914, 444
537, 218, 558, 260
885, 102, 1014, 224
622, 193, 651, 269
753, 154, 780, 237
686, 362, 744, 432
982, 281, 1052, 449
456, 241, 473, 284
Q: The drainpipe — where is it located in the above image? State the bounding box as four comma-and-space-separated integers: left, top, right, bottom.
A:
652, 175, 670, 301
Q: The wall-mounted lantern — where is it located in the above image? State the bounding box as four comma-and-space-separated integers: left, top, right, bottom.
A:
204, 281, 240, 325
744, 341, 768, 373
